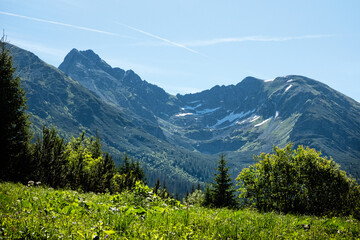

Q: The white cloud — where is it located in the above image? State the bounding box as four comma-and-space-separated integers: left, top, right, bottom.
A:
182, 35, 334, 47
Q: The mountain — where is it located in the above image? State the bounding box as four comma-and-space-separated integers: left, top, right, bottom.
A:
173, 76, 360, 176
8, 44, 360, 195
59, 49, 360, 179
8, 44, 217, 196
59, 49, 180, 122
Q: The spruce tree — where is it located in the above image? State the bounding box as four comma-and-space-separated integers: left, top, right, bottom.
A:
203, 184, 213, 207
0, 37, 31, 182
211, 153, 237, 208
154, 178, 161, 195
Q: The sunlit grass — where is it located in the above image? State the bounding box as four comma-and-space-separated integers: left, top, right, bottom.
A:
1, 182, 359, 239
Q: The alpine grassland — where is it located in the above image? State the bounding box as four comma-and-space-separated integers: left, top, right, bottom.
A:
1, 181, 360, 239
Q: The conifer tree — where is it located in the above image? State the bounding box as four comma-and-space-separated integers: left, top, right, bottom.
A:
31, 126, 67, 187
205, 153, 237, 208
203, 184, 213, 207
0, 36, 31, 181
154, 178, 161, 195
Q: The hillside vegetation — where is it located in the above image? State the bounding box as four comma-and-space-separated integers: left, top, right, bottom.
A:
1, 182, 360, 239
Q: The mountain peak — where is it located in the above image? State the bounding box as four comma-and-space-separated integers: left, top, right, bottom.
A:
241, 76, 263, 83
79, 49, 102, 62
59, 48, 113, 74
68, 48, 79, 54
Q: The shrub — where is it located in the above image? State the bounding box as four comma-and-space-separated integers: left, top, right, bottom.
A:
236, 143, 360, 218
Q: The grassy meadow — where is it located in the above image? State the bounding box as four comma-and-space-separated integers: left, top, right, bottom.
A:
1, 182, 359, 239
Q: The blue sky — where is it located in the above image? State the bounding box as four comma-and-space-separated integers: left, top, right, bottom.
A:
1, 0, 359, 102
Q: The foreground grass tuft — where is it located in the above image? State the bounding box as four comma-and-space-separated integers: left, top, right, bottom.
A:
1, 182, 359, 239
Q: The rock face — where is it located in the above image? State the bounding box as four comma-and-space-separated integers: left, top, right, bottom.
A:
9, 44, 360, 193
59, 49, 180, 122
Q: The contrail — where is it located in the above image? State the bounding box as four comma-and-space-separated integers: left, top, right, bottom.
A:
0, 10, 132, 38
182, 35, 334, 47
117, 22, 207, 57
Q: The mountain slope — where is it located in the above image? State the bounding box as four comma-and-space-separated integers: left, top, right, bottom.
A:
9, 44, 217, 196
173, 76, 360, 177
59, 49, 180, 122
8, 43, 360, 194
59, 49, 360, 179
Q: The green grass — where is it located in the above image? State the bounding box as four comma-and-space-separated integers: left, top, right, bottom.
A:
1, 182, 359, 239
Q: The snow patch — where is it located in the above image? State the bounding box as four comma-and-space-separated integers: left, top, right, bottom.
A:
287, 79, 294, 83
189, 100, 201, 104
183, 104, 202, 110
264, 78, 274, 82
275, 111, 279, 119
175, 113, 193, 117
213, 110, 254, 127
249, 115, 260, 122
254, 117, 272, 127
284, 84, 293, 93
236, 114, 262, 125
196, 107, 221, 114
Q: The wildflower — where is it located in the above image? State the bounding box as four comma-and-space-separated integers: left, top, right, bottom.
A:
109, 207, 119, 212
28, 181, 34, 186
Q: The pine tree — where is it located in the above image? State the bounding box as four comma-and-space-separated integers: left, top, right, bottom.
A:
191, 184, 195, 193
211, 153, 238, 208
31, 126, 66, 187
154, 178, 160, 195
0, 37, 31, 182
203, 184, 213, 207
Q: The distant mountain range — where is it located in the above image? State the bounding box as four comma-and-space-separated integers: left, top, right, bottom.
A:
9, 44, 360, 195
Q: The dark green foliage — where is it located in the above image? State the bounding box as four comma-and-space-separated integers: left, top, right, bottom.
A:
203, 184, 213, 207
110, 154, 147, 193
31, 126, 67, 187
158, 180, 171, 199
118, 153, 146, 183
0, 39, 31, 182
29, 126, 120, 193
152, 178, 171, 199
203, 154, 238, 208
154, 178, 161, 194
237, 143, 360, 218
63, 131, 117, 192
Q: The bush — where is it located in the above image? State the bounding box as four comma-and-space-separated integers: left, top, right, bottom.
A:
184, 189, 205, 206
236, 143, 360, 218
